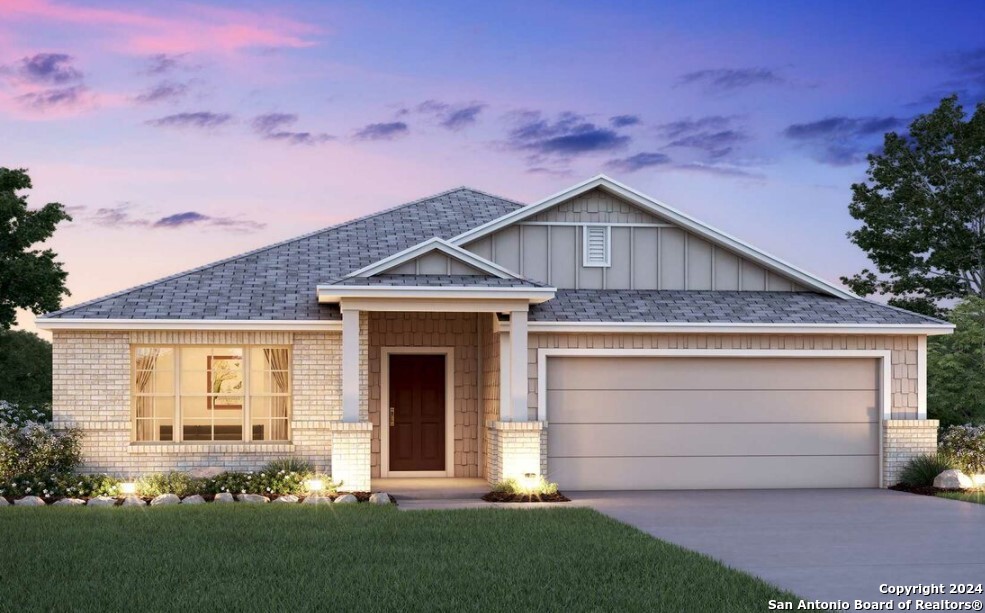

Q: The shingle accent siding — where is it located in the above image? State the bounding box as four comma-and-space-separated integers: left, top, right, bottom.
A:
367, 312, 480, 477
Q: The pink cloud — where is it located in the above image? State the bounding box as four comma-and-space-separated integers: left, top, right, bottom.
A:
3, 0, 320, 54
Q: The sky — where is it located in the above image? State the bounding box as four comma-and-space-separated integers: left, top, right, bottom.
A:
3, 0, 985, 336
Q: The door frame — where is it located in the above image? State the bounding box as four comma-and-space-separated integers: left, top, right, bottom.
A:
380, 346, 455, 478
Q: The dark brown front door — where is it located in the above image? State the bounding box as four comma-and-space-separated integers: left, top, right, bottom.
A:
389, 354, 445, 472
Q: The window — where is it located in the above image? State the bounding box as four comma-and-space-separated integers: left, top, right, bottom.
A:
131, 345, 291, 443
583, 225, 611, 267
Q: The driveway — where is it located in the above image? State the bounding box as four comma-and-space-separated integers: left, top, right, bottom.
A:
577, 489, 985, 605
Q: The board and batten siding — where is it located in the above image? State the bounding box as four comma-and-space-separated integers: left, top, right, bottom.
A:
463, 187, 807, 291
386, 251, 485, 275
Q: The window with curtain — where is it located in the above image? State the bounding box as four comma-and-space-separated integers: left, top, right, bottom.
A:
131, 345, 291, 443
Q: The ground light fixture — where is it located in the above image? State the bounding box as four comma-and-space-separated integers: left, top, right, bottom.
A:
518, 473, 541, 494
120, 482, 137, 495
305, 479, 324, 493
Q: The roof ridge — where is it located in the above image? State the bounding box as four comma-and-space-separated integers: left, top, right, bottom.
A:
44, 186, 521, 319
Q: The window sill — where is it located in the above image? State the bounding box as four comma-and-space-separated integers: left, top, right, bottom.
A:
128, 442, 295, 455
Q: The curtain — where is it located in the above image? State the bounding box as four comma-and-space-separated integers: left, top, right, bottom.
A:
263, 348, 290, 440
134, 349, 161, 441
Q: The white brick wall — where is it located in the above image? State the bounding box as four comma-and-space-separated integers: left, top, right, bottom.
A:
330, 422, 372, 491
485, 420, 546, 486
883, 419, 939, 486
52, 330, 343, 477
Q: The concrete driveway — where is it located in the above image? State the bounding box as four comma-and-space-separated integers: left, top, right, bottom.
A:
577, 489, 985, 605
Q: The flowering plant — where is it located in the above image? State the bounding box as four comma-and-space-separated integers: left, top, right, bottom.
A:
0, 400, 81, 482
0, 473, 120, 498
200, 470, 336, 496
939, 424, 985, 474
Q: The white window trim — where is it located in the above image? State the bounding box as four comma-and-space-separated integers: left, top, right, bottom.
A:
582, 225, 611, 268
536, 347, 893, 488
379, 346, 455, 478
131, 344, 292, 445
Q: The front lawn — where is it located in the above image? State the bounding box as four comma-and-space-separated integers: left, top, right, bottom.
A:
938, 491, 985, 505
0, 506, 793, 611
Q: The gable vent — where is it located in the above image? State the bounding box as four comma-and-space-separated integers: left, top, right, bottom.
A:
583, 225, 610, 267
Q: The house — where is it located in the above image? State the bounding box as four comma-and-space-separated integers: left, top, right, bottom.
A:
36, 176, 952, 492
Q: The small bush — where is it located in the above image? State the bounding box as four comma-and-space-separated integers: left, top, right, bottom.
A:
0, 401, 81, 481
138, 472, 200, 497
939, 424, 985, 475
492, 474, 559, 496
262, 457, 314, 475
199, 470, 336, 496
1, 473, 120, 498
898, 453, 955, 487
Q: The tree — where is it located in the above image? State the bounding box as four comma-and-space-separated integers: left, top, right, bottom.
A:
928, 297, 985, 427
842, 96, 985, 317
0, 167, 72, 329
0, 329, 53, 409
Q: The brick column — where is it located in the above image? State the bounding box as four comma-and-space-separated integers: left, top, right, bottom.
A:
485, 420, 546, 486
883, 419, 939, 486
330, 422, 373, 492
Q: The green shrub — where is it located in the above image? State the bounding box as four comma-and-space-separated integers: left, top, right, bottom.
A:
199, 470, 336, 496
898, 453, 955, 487
262, 457, 314, 475
1, 473, 120, 498
491, 474, 559, 496
138, 472, 200, 497
0, 400, 81, 481
939, 425, 985, 475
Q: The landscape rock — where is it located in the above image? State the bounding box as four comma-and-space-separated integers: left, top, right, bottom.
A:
186, 467, 225, 479
53, 498, 85, 506
273, 495, 299, 504
14, 496, 45, 507
87, 496, 117, 507
150, 493, 181, 506
334, 493, 358, 504
237, 493, 269, 504
181, 495, 206, 505
368, 492, 391, 505
122, 495, 145, 507
302, 494, 331, 505
213, 492, 235, 503
0, 497, 8, 507
934, 469, 974, 490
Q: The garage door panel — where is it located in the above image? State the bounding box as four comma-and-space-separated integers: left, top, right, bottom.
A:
547, 389, 880, 424
549, 422, 879, 457
545, 355, 881, 490
547, 357, 879, 391
549, 456, 879, 490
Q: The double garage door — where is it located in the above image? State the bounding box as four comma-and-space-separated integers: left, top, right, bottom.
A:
546, 356, 881, 490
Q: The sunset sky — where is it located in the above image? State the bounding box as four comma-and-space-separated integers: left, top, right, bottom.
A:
4, 0, 984, 335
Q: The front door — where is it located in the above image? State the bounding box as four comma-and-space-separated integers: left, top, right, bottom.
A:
389, 354, 446, 472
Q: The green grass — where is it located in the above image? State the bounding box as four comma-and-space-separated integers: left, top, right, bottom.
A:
0, 506, 795, 612
938, 491, 985, 505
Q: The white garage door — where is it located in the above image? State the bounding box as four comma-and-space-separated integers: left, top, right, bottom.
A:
546, 356, 880, 490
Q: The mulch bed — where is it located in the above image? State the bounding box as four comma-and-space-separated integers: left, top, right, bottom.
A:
481, 491, 570, 503
889, 484, 952, 497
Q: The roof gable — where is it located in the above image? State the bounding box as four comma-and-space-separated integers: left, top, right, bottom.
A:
451, 175, 856, 299
345, 238, 522, 279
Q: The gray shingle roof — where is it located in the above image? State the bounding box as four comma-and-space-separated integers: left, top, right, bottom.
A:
41, 187, 949, 328
327, 275, 548, 288
528, 290, 947, 325
43, 188, 525, 320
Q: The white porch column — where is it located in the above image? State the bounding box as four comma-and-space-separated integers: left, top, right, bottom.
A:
499, 325, 511, 420
341, 307, 361, 422
509, 310, 528, 421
